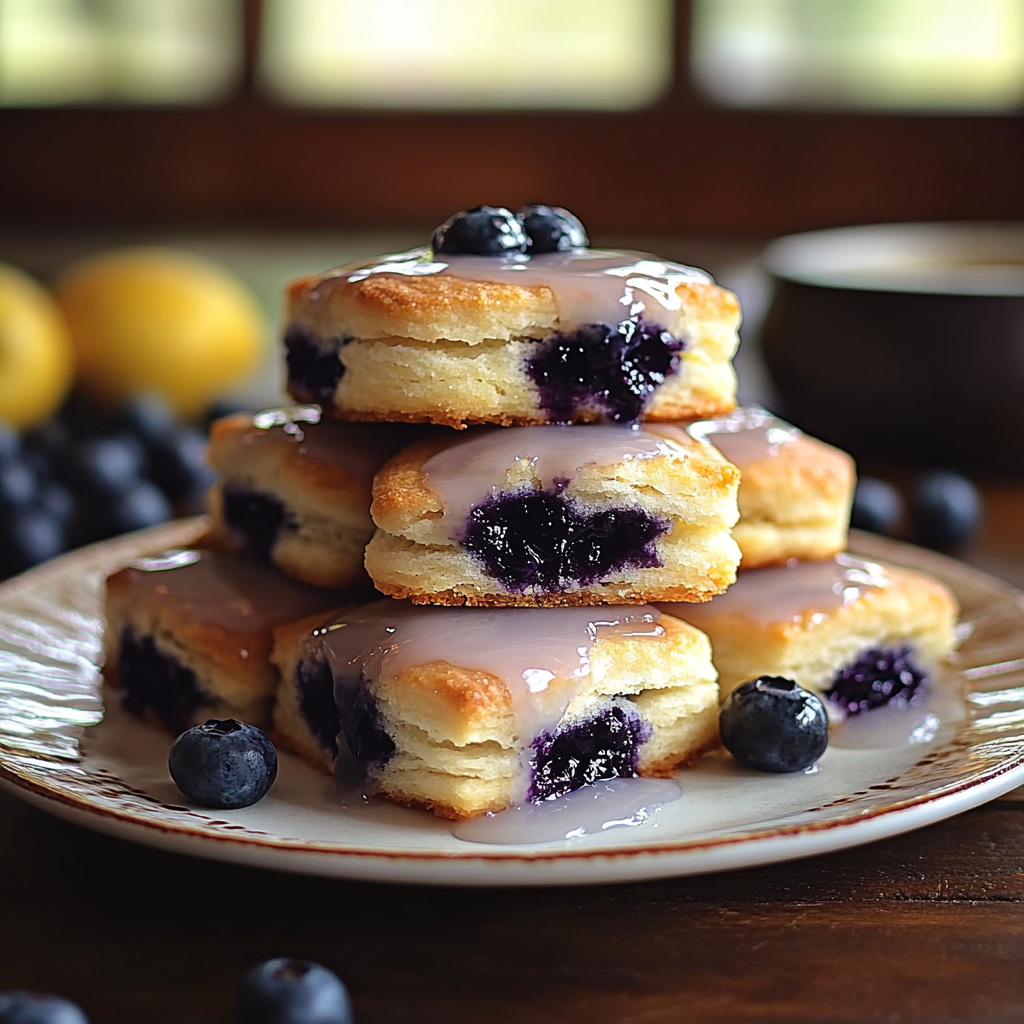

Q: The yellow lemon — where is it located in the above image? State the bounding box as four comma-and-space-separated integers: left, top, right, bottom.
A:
56, 248, 265, 418
0, 263, 74, 429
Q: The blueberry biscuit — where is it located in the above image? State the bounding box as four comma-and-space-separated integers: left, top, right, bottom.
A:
284, 215, 740, 428
273, 599, 720, 818
103, 549, 344, 734
364, 424, 741, 607
688, 407, 856, 569
661, 554, 958, 714
206, 406, 415, 589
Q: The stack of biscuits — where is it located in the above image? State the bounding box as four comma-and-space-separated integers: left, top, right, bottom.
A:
102, 206, 959, 820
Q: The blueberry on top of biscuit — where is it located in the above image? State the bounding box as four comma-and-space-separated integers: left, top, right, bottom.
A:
431, 205, 528, 256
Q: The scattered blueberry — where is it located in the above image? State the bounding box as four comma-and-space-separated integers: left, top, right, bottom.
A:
97, 480, 173, 537
1, 510, 66, 576
0, 991, 90, 1024
518, 204, 589, 254
719, 676, 829, 773
235, 958, 353, 1024
148, 426, 215, 502
431, 205, 528, 256
62, 435, 147, 497
119, 393, 178, 448
0, 423, 20, 462
911, 470, 982, 550
0, 460, 37, 513
169, 718, 278, 809
35, 481, 75, 526
850, 477, 903, 536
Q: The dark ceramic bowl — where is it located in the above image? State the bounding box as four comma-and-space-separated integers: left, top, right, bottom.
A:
760, 223, 1024, 474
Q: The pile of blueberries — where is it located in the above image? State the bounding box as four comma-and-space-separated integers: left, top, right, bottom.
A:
0, 394, 240, 582
432, 203, 588, 256
0, 957, 354, 1024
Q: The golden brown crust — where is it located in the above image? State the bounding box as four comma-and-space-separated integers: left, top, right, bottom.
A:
371, 580, 727, 607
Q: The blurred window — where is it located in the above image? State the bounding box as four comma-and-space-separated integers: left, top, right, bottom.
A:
691, 0, 1024, 111
258, 0, 673, 110
0, 0, 242, 106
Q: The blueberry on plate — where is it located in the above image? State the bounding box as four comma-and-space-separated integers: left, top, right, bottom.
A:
431, 205, 528, 256
148, 425, 215, 502
517, 204, 589, 254
169, 719, 278, 809
0, 991, 90, 1024
235, 958, 353, 1024
119, 392, 178, 448
99, 479, 173, 537
720, 676, 828, 773
911, 470, 982, 550
850, 477, 903, 537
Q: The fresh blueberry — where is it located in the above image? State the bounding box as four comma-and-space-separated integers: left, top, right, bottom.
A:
1, 510, 66, 576
99, 480, 173, 536
119, 393, 178, 447
0, 423, 20, 462
719, 676, 829, 773
0, 460, 37, 514
148, 426, 214, 502
517, 204, 589, 254
911, 470, 982, 550
62, 435, 147, 497
431, 205, 528, 256
169, 718, 278, 809
850, 477, 903, 536
235, 958, 353, 1024
0, 991, 90, 1024
36, 481, 75, 525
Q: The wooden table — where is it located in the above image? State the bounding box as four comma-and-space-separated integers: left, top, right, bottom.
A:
2, 489, 1023, 1024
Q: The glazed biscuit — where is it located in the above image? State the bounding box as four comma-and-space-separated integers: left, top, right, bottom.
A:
103, 549, 344, 735
270, 608, 349, 774
688, 408, 855, 569
206, 406, 415, 589
365, 424, 741, 607
303, 601, 719, 818
661, 553, 958, 715
284, 248, 740, 427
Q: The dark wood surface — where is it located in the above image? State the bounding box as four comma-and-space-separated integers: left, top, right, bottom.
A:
2, 493, 1024, 1024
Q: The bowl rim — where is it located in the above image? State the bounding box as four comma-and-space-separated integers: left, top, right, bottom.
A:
763, 221, 1024, 297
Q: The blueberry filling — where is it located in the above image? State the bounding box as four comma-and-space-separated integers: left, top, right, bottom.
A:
334, 674, 396, 783
284, 325, 349, 409
221, 483, 295, 562
117, 628, 210, 735
526, 319, 685, 424
528, 699, 650, 802
825, 646, 927, 716
461, 488, 667, 592
296, 656, 340, 758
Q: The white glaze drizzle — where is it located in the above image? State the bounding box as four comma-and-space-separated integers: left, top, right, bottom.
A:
318, 600, 664, 746
687, 407, 801, 468
420, 423, 691, 537
240, 405, 409, 484
121, 549, 342, 634
663, 554, 892, 629
308, 247, 712, 329
452, 777, 682, 845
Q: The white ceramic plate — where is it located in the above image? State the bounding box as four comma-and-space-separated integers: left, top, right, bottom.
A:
2, 519, 1024, 887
